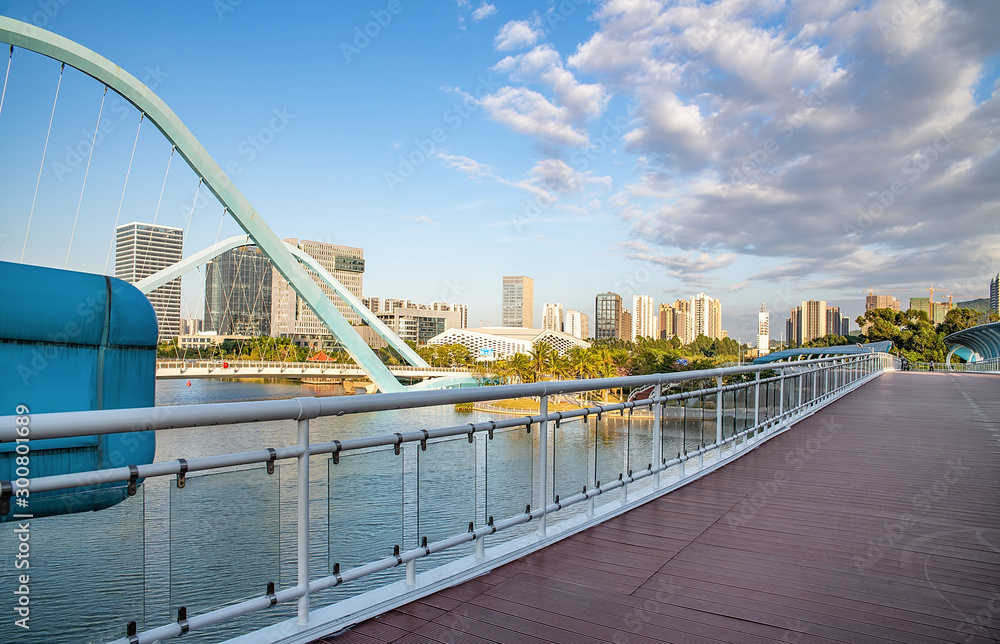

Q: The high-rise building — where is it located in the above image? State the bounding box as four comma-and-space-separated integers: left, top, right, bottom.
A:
825, 306, 842, 338
991, 274, 999, 315
543, 303, 564, 332
668, 299, 692, 344
204, 245, 272, 337
565, 309, 588, 340
270, 239, 365, 337
866, 294, 900, 312
658, 303, 675, 339
690, 292, 722, 340
620, 309, 632, 341
632, 295, 657, 341
801, 300, 826, 345
502, 276, 533, 328
378, 306, 465, 346
595, 292, 623, 340
908, 297, 951, 325
757, 302, 769, 355
787, 307, 802, 347
115, 222, 184, 341
842, 316, 851, 335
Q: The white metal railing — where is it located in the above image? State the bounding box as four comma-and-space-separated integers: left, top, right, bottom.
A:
0, 353, 894, 644
908, 359, 1000, 372
154, 359, 471, 374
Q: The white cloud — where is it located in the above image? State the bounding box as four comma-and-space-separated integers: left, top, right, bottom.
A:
494, 45, 609, 121
403, 214, 439, 225
472, 2, 496, 22
494, 20, 543, 51
479, 87, 589, 147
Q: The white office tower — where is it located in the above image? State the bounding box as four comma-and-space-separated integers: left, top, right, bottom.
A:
543, 303, 564, 332
689, 292, 722, 340
115, 222, 184, 341
632, 295, 657, 341
565, 309, 588, 339
757, 302, 770, 355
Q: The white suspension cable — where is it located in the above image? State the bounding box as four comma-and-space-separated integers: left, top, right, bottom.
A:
135, 144, 176, 281
65, 86, 108, 268
0, 45, 12, 120
104, 113, 144, 274
21, 62, 64, 263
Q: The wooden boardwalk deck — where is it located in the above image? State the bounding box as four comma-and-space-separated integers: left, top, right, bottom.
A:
312, 372, 1000, 644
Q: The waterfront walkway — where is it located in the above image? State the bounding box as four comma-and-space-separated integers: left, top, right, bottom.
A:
313, 372, 1000, 643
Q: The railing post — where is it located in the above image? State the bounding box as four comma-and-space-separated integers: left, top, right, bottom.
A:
753, 371, 760, 433
297, 417, 310, 625
797, 369, 804, 410
715, 376, 723, 451
537, 394, 548, 537
778, 368, 785, 417
652, 383, 662, 487
824, 362, 830, 398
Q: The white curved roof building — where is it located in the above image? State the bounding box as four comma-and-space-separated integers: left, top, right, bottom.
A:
428, 327, 590, 360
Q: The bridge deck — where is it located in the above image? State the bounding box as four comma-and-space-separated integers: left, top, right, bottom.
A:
313, 372, 1000, 644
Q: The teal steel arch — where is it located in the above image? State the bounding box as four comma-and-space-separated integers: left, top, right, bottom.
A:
944, 321, 1000, 366
135, 235, 429, 368
0, 17, 408, 392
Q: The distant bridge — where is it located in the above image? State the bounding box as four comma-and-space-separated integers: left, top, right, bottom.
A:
155, 360, 473, 382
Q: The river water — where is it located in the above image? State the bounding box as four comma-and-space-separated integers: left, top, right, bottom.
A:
0, 377, 746, 644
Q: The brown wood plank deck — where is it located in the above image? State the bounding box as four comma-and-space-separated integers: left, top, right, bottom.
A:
312, 372, 1000, 644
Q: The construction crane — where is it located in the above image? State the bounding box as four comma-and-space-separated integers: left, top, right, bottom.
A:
863, 288, 905, 297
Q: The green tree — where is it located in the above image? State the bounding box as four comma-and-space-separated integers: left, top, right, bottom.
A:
936, 307, 980, 336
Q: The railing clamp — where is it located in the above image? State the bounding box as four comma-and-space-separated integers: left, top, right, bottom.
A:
467, 423, 475, 443
596, 410, 603, 422
525, 503, 531, 520
524, 417, 532, 433
332, 440, 342, 464
488, 420, 496, 440
127, 465, 139, 497
488, 516, 496, 534
555, 495, 562, 510
266, 448, 277, 474
177, 606, 189, 635
554, 412, 563, 428
393, 544, 402, 565
393, 433, 403, 455
176, 459, 188, 488
0, 481, 11, 516
127, 620, 139, 644
468, 521, 475, 537
333, 562, 342, 586
266, 581, 277, 607
421, 536, 430, 556
420, 429, 429, 451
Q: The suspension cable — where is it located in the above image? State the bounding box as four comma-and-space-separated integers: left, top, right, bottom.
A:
65, 86, 108, 268
21, 62, 64, 262
104, 113, 144, 274
135, 144, 176, 276
0, 45, 12, 121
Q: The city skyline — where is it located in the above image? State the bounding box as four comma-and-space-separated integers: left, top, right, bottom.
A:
0, 2, 997, 340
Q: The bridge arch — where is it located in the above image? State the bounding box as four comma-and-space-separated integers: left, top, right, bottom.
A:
0, 16, 412, 392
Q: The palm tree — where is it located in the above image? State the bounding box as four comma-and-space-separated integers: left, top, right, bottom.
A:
509, 353, 532, 384
529, 341, 553, 381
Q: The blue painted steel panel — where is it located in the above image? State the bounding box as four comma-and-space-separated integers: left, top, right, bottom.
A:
0, 261, 157, 520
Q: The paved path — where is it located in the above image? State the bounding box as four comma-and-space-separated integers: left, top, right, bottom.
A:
313, 372, 1000, 643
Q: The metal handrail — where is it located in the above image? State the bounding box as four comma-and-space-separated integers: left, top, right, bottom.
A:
0, 353, 893, 644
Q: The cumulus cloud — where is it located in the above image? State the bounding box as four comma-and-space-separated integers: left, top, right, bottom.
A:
567, 0, 1000, 291
472, 2, 496, 22
494, 20, 543, 51
479, 87, 589, 147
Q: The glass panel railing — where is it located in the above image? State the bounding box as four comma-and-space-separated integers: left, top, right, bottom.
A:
329, 447, 403, 598
484, 424, 533, 544
170, 467, 280, 618
660, 395, 685, 468
0, 490, 144, 644
626, 409, 654, 493
417, 434, 477, 570
552, 417, 589, 521
594, 410, 626, 509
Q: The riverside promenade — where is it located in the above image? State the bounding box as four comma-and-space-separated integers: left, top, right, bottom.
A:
313, 372, 1000, 643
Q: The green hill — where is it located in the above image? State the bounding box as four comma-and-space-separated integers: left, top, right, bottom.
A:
956, 298, 991, 313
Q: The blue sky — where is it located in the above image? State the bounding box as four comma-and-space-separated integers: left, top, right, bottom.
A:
0, 0, 997, 341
